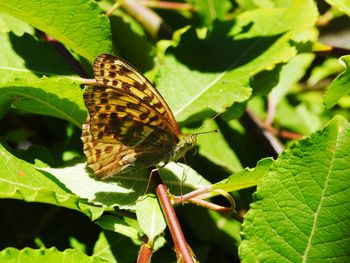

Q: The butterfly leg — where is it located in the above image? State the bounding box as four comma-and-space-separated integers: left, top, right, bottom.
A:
142, 167, 159, 196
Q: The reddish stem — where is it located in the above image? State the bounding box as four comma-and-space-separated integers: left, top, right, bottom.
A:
185, 197, 232, 213
154, 173, 194, 263
173, 186, 234, 213
240, 110, 284, 157
265, 95, 276, 126
137, 242, 153, 263
314, 45, 350, 57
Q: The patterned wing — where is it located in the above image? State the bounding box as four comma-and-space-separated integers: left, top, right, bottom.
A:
94, 54, 180, 136
81, 54, 180, 178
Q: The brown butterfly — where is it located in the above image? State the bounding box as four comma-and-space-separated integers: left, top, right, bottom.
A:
81, 54, 196, 179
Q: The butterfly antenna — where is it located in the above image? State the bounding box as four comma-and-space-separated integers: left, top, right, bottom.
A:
193, 129, 219, 136
194, 106, 229, 132
210, 109, 226, 122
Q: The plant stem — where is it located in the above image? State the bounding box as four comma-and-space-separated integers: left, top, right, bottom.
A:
315, 45, 350, 57
137, 242, 153, 263
120, 0, 173, 39
154, 172, 194, 263
240, 110, 284, 157
140, 0, 194, 11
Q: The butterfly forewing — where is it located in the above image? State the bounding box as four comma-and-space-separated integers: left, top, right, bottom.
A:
81, 54, 182, 178
93, 54, 180, 136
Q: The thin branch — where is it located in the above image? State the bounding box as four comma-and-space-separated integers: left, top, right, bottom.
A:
41, 34, 88, 78
120, 0, 173, 39
185, 198, 232, 213
137, 241, 153, 263
265, 95, 276, 126
314, 45, 350, 57
173, 186, 235, 213
106, 1, 122, 17
267, 126, 303, 140
316, 9, 334, 27
240, 109, 284, 157
154, 172, 194, 263
174, 186, 210, 202
140, 0, 194, 11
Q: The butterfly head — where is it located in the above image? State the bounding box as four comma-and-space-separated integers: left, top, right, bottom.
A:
171, 134, 197, 162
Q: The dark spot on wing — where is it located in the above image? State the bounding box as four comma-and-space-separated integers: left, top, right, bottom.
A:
126, 103, 138, 110
122, 82, 131, 90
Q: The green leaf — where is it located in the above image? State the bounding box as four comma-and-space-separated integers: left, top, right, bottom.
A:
184, 119, 242, 172
0, 12, 34, 36
96, 215, 140, 240
0, 142, 103, 220
159, 162, 211, 195
0, 0, 112, 60
0, 32, 76, 81
240, 116, 350, 261
0, 247, 103, 263
275, 99, 323, 135
212, 158, 273, 193
270, 54, 314, 105
156, 1, 318, 122
324, 55, 350, 109
187, 0, 233, 26
0, 31, 86, 124
136, 194, 166, 244
69, 237, 87, 253
0, 77, 86, 126
237, 0, 302, 10
39, 163, 149, 210
93, 231, 139, 263
307, 57, 343, 86
0, 30, 79, 106
325, 0, 350, 16
108, 9, 154, 71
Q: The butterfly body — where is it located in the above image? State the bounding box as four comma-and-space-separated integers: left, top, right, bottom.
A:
81, 54, 196, 179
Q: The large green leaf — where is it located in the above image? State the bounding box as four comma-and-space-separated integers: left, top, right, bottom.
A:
240, 116, 350, 261
0, 247, 103, 263
186, 0, 233, 26
0, 32, 86, 125
324, 56, 350, 109
96, 215, 140, 240
40, 163, 149, 210
270, 54, 314, 106
0, 143, 103, 220
325, 0, 350, 16
184, 119, 242, 172
93, 231, 139, 263
0, 77, 85, 126
212, 158, 273, 193
0, 12, 34, 36
156, 0, 318, 122
159, 162, 211, 195
0, 0, 112, 60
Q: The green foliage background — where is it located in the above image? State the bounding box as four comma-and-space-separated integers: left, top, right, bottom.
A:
0, 0, 349, 262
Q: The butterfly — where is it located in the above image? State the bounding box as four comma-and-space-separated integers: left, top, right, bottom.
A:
81, 54, 197, 179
